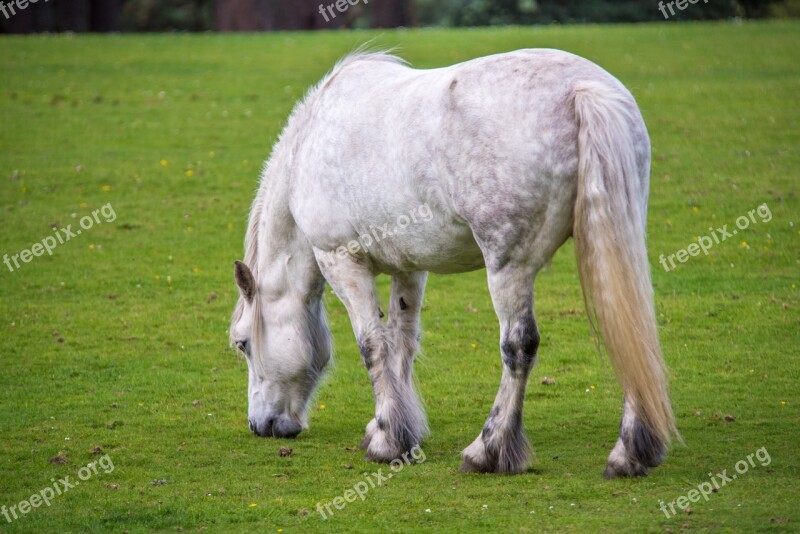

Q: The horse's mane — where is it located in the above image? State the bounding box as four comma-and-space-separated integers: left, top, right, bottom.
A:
229, 179, 265, 350
289, 49, 406, 134
318, 49, 407, 91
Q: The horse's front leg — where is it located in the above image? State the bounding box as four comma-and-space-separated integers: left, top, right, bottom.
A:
461, 265, 538, 474
315, 251, 424, 461
362, 272, 429, 451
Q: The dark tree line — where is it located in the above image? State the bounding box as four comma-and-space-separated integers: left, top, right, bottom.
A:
1, 0, 795, 33
193, 0, 413, 30
0, 0, 411, 32
1, 0, 121, 33
415, 0, 797, 25
217, 0, 341, 31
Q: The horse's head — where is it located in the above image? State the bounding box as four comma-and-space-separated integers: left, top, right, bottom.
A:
230, 260, 330, 439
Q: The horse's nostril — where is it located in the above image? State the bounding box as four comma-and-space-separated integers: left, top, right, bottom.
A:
273, 418, 303, 439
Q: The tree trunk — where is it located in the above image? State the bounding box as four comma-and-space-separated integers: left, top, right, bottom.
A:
57, 0, 90, 32
215, 0, 269, 31
216, 0, 347, 31
89, 0, 121, 32
373, 0, 411, 28
264, 0, 347, 30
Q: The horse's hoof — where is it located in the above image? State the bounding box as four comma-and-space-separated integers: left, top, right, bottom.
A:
364, 429, 403, 463
603, 434, 659, 478
460, 436, 496, 473
459, 456, 490, 473
603, 458, 649, 479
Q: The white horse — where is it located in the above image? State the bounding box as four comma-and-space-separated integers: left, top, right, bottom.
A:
230, 49, 679, 477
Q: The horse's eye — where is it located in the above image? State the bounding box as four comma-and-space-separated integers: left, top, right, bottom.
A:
236, 340, 249, 354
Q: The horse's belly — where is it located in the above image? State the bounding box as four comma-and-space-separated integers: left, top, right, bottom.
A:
301, 202, 485, 276
370, 220, 485, 275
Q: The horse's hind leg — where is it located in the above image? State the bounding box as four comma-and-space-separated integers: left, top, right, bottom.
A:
362, 272, 429, 453
461, 265, 539, 474
604, 396, 667, 478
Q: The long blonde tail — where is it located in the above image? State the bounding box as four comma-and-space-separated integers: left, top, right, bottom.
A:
572, 80, 678, 447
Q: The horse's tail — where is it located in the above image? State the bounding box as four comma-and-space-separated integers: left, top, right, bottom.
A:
572, 80, 678, 449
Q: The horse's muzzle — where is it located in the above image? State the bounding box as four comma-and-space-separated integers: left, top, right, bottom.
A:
249, 416, 302, 439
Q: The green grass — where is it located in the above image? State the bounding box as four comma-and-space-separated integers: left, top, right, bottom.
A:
1, 21, 798, 533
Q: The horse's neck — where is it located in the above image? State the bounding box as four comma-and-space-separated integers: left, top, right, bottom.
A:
253, 164, 320, 304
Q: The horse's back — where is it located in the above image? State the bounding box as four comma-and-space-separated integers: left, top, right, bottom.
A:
289, 49, 645, 274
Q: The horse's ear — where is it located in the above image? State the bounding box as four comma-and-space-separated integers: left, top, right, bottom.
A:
234, 260, 256, 303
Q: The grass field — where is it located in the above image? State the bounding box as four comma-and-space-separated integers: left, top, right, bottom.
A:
1, 20, 798, 533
